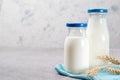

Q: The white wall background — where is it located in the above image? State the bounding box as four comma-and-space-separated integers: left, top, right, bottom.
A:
0, 0, 120, 49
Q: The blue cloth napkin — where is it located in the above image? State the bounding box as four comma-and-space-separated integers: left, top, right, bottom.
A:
55, 64, 120, 80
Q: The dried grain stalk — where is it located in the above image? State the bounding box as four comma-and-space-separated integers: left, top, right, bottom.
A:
85, 67, 101, 76
98, 55, 120, 65
107, 67, 120, 74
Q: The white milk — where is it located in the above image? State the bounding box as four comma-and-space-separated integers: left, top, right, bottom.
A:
87, 10, 109, 68
64, 36, 89, 74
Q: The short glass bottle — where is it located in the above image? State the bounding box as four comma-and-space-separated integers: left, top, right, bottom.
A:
64, 23, 89, 74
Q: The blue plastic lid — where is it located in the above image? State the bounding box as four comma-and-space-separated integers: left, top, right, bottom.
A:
66, 23, 87, 28
88, 8, 108, 13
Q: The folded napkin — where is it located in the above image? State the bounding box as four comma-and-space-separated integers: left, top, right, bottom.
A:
55, 64, 120, 80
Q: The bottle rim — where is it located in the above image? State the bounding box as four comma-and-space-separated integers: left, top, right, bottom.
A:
88, 8, 108, 13
66, 23, 87, 28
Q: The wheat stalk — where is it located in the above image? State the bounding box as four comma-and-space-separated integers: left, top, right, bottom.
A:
98, 55, 120, 65
85, 67, 101, 76
107, 67, 120, 74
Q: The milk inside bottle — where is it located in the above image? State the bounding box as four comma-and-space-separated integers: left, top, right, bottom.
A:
64, 23, 89, 74
86, 9, 109, 68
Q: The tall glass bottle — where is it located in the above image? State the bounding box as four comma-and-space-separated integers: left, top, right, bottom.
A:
86, 9, 109, 68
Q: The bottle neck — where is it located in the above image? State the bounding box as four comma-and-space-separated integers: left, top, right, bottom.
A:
90, 13, 106, 19
89, 13, 107, 24
68, 28, 86, 37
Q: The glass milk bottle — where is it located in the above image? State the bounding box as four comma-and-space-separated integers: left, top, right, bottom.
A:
86, 9, 109, 68
64, 23, 89, 74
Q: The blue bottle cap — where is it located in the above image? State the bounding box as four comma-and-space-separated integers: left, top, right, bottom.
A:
66, 23, 87, 28
88, 8, 108, 13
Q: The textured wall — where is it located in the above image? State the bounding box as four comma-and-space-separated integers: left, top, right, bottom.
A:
0, 0, 120, 49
